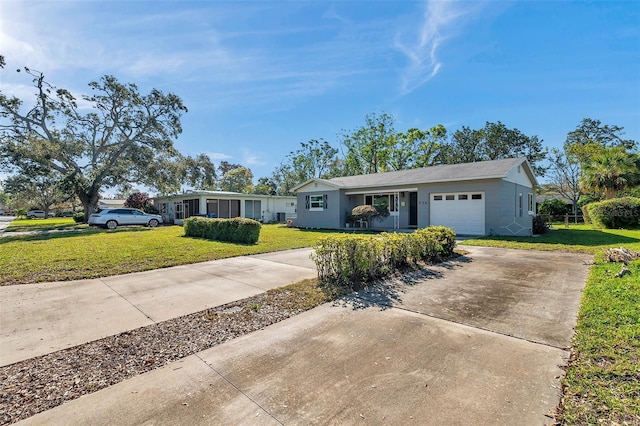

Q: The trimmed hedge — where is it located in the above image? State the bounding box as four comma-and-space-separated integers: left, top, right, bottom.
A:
584, 197, 640, 229
311, 226, 456, 289
183, 216, 262, 244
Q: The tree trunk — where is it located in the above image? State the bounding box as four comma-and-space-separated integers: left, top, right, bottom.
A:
78, 191, 100, 223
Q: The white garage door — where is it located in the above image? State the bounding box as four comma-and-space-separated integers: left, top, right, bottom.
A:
430, 192, 485, 235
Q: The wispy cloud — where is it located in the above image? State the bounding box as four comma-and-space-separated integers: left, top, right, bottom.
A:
242, 149, 266, 167
205, 152, 232, 161
394, 0, 482, 95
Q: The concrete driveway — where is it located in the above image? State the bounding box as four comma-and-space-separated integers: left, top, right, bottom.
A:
20, 246, 592, 425
0, 248, 316, 366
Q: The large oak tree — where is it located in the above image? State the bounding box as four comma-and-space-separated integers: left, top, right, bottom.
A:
0, 67, 209, 220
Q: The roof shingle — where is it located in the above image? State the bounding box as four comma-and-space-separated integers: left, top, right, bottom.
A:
323, 157, 529, 189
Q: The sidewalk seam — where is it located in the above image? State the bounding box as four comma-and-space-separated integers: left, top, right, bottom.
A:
99, 279, 157, 324
194, 353, 285, 425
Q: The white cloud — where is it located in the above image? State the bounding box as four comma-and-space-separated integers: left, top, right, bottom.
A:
242, 149, 266, 167
205, 152, 232, 161
394, 0, 483, 95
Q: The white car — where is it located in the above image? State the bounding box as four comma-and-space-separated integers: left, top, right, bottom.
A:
26, 210, 55, 218
88, 208, 163, 230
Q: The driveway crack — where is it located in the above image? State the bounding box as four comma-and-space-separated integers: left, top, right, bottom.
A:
351, 294, 570, 351
194, 353, 285, 425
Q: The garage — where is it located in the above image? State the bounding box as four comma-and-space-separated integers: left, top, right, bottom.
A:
430, 192, 485, 235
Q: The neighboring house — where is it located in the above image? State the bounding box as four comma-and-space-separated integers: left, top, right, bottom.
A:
292, 157, 537, 236
152, 191, 297, 225
97, 199, 126, 209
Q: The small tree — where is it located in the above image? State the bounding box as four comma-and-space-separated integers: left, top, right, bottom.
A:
538, 198, 570, 216
124, 192, 151, 210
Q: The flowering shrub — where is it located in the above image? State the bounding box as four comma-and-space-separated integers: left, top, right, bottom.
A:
311, 226, 456, 289
351, 204, 389, 224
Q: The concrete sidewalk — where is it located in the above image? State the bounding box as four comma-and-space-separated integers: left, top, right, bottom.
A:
17, 246, 592, 425
0, 248, 316, 366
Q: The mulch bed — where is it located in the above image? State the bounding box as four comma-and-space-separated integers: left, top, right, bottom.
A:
0, 290, 306, 425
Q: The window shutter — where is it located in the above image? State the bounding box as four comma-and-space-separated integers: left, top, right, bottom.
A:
323, 194, 328, 210
305, 195, 310, 210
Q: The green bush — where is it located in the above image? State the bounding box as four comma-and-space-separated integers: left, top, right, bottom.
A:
73, 212, 85, 223
532, 216, 548, 234
581, 204, 591, 224
311, 226, 456, 289
585, 197, 640, 229
539, 198, 570, 216
184, 217, 261, 244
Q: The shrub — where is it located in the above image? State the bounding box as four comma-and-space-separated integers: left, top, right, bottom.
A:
585, 197, 640, 229
143, 204, 159, 214
184, 217, 261, 244
351, 204, 389, 224
581, 204, 591, 224
532, 216, 548, 234
311, 226, 456, 289
538, 198, 569, 216
73, 212, 85, 223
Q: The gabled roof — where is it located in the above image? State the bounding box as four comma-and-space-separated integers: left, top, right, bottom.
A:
293, 158, 537, 192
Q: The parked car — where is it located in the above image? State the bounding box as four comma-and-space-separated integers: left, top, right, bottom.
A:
88, 208, 163, 229
26, 210, 55, 219
59, 211, 76, 217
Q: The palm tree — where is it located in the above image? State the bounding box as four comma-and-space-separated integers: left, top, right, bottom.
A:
580, 147, 639, 199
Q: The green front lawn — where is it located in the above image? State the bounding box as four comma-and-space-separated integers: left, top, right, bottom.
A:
462, 224, 640, 253
465, 226, 640, 424
6, 217, 88, 232
0, 224, 336, 285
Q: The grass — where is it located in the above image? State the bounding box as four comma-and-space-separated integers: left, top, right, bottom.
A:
0, 222, 339, 285
462, 224, 640, 253
6, 218, 88, 232
465, 225, 640, 424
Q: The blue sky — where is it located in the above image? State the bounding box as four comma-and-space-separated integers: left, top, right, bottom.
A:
1, 1, 638, 185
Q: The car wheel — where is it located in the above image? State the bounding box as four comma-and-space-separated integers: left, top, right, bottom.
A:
106, 220, 118, 230
148, 219, 159, 228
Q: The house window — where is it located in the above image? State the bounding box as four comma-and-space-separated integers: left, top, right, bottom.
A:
245, 200, 262, 220
528, 193, 534, 214
174, 199, 199, 220
308, 195, 324, 211
366, 194, 397, 212
458, 194, 468, 200
519, 193, 523, 217
433, 195, 443, 201
445, 195, 455, 201
471, 194, 482, 200
174, 202, 184, 220
160, 203, 168, 214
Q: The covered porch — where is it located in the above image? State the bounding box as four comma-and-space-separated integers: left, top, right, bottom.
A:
343, 188, 419, 231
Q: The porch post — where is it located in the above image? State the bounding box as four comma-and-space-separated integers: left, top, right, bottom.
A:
394, 191, 400, 230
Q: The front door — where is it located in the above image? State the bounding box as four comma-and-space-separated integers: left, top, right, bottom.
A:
409, 192, 418, 227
